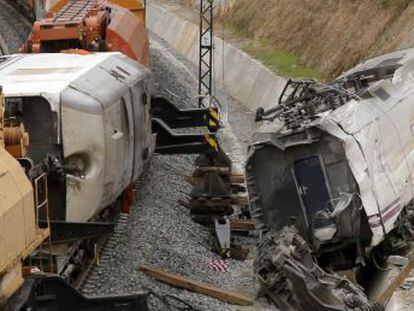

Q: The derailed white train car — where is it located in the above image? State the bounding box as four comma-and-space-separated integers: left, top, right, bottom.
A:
0, 52, 153, 222
321, 50, 414, 247
249, 49, 414, 270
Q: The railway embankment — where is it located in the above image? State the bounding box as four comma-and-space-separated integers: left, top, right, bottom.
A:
147, 1, 286, 113
218, 0, 414, 79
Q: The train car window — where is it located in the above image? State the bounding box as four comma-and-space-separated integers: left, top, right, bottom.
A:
373, 87, 390, 101
293, 155, 333, 225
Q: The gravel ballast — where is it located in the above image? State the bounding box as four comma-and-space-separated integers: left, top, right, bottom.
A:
0, 8, 261, 308
0, 0, 31, 53
83, 35, 261, 310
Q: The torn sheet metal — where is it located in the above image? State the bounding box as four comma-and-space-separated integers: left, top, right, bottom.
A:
249, 48, 414, 250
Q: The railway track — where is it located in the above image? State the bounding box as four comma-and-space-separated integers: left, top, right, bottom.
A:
2, 2, 412, 310
79, 213, 130, 294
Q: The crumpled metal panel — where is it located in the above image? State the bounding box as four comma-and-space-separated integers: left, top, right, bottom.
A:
255, 227, 369, 311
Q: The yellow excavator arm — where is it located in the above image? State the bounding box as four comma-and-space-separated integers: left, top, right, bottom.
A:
0, 87, 49, 304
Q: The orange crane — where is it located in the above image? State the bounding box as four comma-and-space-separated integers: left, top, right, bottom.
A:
20, 0, 149, 65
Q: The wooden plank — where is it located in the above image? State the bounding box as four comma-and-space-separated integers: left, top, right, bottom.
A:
194, 166, 231, 176
139, 265, 254, 306
229, 174, 246, 184
230, 219, 256, 231
230, 193, 249, 206
230, 246, 250, 261
377, 253, 414, 306
186, 174, 245, 185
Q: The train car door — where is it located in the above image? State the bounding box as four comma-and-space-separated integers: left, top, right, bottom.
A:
292, 155, 332, 227
104, 100, 126, 196
121, 93, 134, 184
131, 82, 148, 180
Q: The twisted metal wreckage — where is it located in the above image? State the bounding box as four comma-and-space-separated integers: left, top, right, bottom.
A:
249, 49, 414, 310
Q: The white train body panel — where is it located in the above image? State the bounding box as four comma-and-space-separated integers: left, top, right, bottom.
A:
0, 52, 153, 222
319, 49, 414, 246
250, 49, 414, 249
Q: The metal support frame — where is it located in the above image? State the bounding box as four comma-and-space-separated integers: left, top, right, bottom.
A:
38, 220, 115, 243
151, 97, 219, 132
198, 0, 214, 107
152, 118, 217, 155
7, 276, 148, 311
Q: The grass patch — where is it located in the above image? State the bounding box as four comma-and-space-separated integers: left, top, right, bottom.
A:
380, 0, 391, 8
242, 40, 323, 80
226, 21, 246, 37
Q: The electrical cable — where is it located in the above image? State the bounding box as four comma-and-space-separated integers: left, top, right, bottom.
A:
372, 249, 391, 272
146, 288, 198, 311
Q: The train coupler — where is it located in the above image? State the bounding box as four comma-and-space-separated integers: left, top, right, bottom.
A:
152, 118, 218, 155
151, 97, 221, 132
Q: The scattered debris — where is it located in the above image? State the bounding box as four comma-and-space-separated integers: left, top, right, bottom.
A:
205, 260, 228, 272
140, 264, 254, 306
76, 40, 259, 311
228, 246, 250, 261
378, 253, 414, 306
214, 218, 231, 256
388, 255, 409, 267
254, 227, 369, 310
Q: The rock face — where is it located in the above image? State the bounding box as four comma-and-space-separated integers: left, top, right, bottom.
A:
219, 0, 414, 77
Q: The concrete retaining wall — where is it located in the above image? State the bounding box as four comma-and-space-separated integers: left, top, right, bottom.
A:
147, 3, 286, 112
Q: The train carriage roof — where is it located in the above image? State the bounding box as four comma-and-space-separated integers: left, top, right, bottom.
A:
0, 52, 147, 110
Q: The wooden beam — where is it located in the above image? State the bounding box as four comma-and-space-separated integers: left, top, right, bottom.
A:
194, 166, 231, 175
377, 253, 414, 306
230, 246, 250, 261
139, 265, 254, 306
177, 199, 191, 209
230, 219, 256, 231
185, 174, 246, 185
231, 193, 249, 206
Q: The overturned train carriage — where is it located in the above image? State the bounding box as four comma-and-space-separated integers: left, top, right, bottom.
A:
248, 49, 414, 270
0, 52, 153, 223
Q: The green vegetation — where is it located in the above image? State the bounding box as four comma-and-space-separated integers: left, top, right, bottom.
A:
380, 0, 392, 8
242, 40, 323, 80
